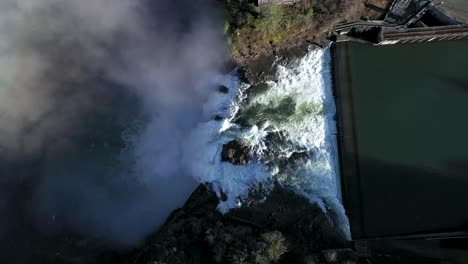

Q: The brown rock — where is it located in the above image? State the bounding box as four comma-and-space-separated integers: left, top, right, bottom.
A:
221, 140, 253, 165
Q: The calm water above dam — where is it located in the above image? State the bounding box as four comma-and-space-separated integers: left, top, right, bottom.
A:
335, 40, 468, 238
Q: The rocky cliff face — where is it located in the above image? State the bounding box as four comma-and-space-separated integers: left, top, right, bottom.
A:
114, 184, 352, 264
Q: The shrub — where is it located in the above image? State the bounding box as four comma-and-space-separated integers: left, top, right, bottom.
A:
231, 248, 250, 264
254, 231, 288, 264
223, 0, 316, 57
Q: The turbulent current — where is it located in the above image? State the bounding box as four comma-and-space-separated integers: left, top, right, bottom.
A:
0, 0, 350, 253
190, 47, 350, 238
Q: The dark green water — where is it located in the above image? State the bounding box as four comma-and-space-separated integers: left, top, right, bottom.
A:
340, 40, 468, 238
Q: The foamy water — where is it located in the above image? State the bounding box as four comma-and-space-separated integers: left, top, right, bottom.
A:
188, 47, 350, 238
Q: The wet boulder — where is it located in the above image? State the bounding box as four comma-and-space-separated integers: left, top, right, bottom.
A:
288, 151, 311, 167
218, 85, 229, 94
221, 140, 253, 165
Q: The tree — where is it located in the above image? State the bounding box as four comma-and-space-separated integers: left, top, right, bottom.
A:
254, 231, 288, 264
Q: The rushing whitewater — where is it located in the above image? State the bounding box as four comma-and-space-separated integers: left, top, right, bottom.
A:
187, 46, 350, 238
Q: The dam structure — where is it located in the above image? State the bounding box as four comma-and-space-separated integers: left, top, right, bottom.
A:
377, 24, 468, 44
330, 0, 468, 242
333, 0, 468, 45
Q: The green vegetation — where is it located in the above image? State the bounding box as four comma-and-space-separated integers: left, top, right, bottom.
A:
254, 231, 288, 264
223, 0, 315, 57
222, 0, 354, 61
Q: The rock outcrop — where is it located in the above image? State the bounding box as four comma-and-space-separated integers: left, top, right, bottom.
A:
218, 85, 229, 94
113, 184, 350, 264
221, 140, 253, 165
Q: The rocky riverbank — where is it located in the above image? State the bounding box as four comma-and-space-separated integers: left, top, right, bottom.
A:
114, 184, 352, 264
224, 0, 391, 66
